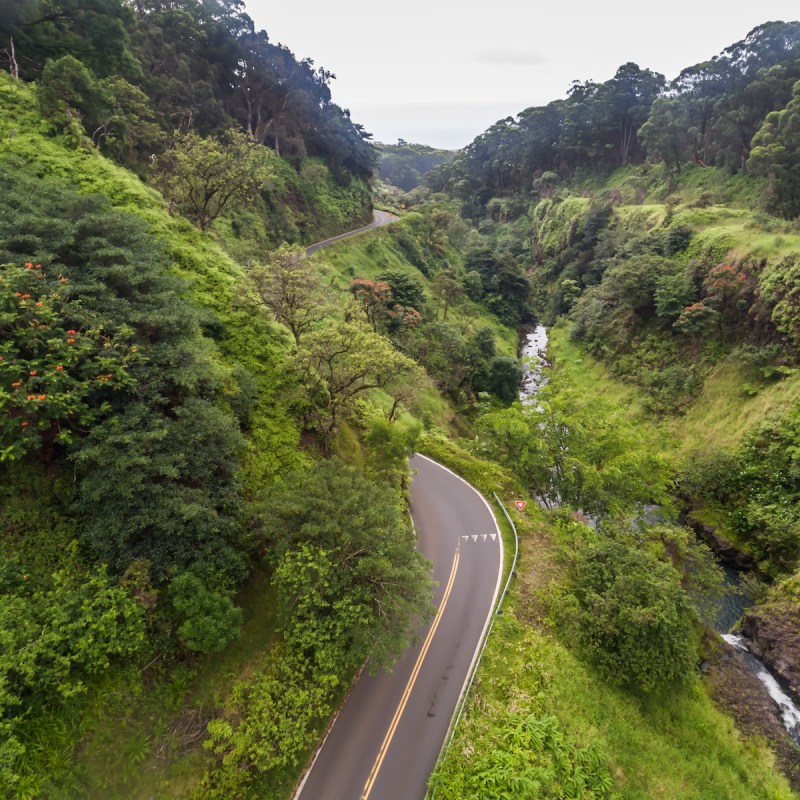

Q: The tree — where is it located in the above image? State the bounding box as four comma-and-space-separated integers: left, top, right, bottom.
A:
350, 278, 393, 331
292, 320, 425, 442
36, 53, 101, 145
748, 80, 800, 218
261, 459, 434, 670
474, 387, 670, 517
155, 129, 272, 230
432, 267, 462, 321
488, 356, 522, 403
562, 539, 697, 694
249, 245, 332, 344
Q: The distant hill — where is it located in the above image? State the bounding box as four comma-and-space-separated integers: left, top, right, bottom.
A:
377, 140, 455, 191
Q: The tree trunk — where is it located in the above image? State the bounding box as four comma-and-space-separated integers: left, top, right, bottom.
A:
9, 37, 19, 80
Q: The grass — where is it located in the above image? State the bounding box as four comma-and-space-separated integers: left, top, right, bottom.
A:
74, 566, 280, 799
548, 320, 800, 464
443, 604, 795, 799
548, 321, 648, 419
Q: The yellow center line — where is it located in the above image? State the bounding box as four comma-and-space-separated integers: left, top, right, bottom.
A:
360, 544, 461, 800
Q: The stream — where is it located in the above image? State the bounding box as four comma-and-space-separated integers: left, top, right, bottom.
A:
518, 326, 800, 747
519, 324, 548, 404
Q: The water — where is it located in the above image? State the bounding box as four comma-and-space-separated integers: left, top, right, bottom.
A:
517, 324, 800, 744
723, 634, 800, 747
713, 564, 753, 634
519, 325, 548, 403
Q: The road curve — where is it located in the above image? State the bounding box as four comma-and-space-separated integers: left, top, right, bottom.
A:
305, 210, 398, 255
294, 453, 503, 800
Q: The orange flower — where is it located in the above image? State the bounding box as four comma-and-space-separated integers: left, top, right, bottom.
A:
29, 370, 37, 375
67, 330, 77, 334
20, 421, 28, 428
67, 338, 75, 344
11, 382, 21, 387
25, 263, 33, 269
55, 365, 63, 371
59, 277, 68, 283
35, 302, 43, 307
38, 394, 46, 401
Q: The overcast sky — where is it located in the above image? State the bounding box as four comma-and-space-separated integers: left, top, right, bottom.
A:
244, 1, 800, 150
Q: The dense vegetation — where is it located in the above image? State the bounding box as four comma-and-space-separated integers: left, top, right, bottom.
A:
3, 4, 800, 799
377, 140, 454, 192
0, 0, 376, 250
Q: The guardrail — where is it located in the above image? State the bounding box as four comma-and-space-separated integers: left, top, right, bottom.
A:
428, 491, 520, 798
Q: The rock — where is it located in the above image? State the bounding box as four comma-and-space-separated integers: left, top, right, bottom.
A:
704, 633, 800, 790
684, 514, 761, 572
740, 602, 800, 703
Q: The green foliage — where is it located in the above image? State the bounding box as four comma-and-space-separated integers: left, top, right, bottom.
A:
248, 244, 333, 344
0, 169, 249, 589
156, 129, 273, 231
261, 459, 434, 670
488, 356, 522, 403
432, 711, 617, 800
292, 319, 426, 442
560, 538, 697, 694
198, 462, 433, 795
748, 80, 800, 219
169, 572, 243, 654
0, 260, 138, 460
474, 384, 671, 518
0, 559, 145, 796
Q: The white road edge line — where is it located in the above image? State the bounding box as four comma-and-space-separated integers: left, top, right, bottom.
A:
412, 453, 504, 763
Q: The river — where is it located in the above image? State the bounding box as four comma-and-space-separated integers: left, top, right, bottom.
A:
518, 325, 800, 746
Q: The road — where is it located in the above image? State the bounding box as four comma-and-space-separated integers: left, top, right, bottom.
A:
294, 453, 503, 800
305, 209, 398, 255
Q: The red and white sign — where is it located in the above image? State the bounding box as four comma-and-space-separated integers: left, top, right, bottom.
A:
514, 501, 526, 511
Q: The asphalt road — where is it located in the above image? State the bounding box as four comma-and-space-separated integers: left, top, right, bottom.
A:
305, 210, 398, 255
294, 453, 503, 800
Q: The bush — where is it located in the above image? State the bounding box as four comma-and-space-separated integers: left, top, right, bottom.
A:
169, 572, 243, 654
561, 539, 697, 694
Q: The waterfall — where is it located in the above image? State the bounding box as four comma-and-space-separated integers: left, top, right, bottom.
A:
722, 634, 800, 747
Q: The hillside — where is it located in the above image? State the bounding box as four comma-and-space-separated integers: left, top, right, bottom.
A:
4, 5, 800, 800
0, 61, 524, 795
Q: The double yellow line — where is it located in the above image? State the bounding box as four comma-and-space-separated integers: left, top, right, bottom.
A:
360, 545, 461, 800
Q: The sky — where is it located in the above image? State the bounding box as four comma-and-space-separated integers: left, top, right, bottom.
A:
244, 0, 800, 150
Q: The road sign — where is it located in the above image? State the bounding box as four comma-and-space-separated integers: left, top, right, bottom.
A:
515, 501, 526, 510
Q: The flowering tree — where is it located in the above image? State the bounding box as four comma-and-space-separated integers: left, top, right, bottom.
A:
350, 278, 393, 331
0, 262, 138, 459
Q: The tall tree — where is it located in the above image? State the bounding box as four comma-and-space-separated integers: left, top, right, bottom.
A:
249, 245, 333, 344
155, 129, 272, 230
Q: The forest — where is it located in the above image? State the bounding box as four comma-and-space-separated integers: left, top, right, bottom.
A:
2, 2, 800, 798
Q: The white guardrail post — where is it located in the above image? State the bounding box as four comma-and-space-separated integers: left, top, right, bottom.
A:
428, 492, 520, 799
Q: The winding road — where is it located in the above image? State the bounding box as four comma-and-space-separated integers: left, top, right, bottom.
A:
305, 209, 398, 255
294, 454, 503, 800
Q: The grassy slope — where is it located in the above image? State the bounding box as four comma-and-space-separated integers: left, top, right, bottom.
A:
0, 75, 307, 796
549, 322, 800, 461
0, 74, 306, 492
